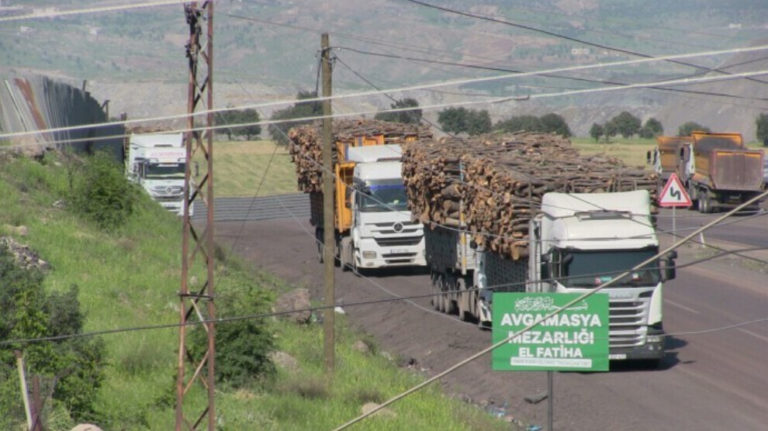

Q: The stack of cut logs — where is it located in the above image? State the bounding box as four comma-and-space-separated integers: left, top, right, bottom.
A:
288, 119, 432, 193
402, 132, 657, 260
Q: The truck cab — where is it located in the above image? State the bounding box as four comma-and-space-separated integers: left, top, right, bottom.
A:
126, 133, 190, 216
350, 160, 426, 269
528, 190, 675, 362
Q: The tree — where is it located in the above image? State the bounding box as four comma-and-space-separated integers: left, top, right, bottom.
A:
604, 120, 619, 141
539, 113, 571, 137
639, 117, 664, 138
374, 98, 422, 124
494, 115, 542, 133
438, 107, 465, 133
755, 113, 768, 145
589, 123, 604, 142
0, 248, 105, 427
437, 107, 491, 135
221, 108, 261, 140
268, 91, 322, 145
609, 111, 642, 138
677, 121, 710, 137
466, 109, 492, 135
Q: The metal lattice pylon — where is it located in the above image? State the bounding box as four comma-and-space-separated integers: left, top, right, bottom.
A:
176, 2, 215, 430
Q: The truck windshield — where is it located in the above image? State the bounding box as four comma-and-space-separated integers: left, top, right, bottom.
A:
557, 247, 661, 288
145, 163, 185, 179
359, 181, 409, 212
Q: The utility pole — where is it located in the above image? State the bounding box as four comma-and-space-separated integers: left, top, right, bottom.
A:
176, 2, 216, 430
321, 32, 335, 378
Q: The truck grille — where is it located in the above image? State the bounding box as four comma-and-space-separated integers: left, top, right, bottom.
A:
373, 221, 422, 234
608, 299, 647, 348
375, 236, 422, 247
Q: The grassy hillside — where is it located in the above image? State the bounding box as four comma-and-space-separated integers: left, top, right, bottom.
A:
0, 151, 510, 430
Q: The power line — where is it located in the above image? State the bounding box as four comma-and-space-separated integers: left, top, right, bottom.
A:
2, 233, 764, 347
397, 0, 768, 87
336, 45, 768, 104
3, 43, 767, 142
3, 65, 768, 153
0, 0, 191, 22
331, 187, 768, 429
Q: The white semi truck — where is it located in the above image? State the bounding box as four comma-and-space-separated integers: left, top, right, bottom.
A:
428, 190, 676, 364
125, 133, 190, 216
312, 144, 426, 272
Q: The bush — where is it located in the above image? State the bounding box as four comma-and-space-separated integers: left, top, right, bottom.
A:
69, 151, 140, 231
0, 249, 105, 427
188, 262, 276, 388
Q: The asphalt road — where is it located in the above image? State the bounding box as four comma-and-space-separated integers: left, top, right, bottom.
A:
212, 205, 768, 430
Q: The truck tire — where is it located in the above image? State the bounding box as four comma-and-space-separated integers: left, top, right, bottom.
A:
444, 275, 458, 315
340, 237, 353, 272
457, 278, 470, 321
698, 190, 711, 214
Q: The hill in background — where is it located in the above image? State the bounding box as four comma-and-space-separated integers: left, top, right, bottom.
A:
2, 0, 767, 138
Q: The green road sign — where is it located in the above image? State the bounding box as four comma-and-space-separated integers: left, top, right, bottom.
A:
492, 293, 610, 371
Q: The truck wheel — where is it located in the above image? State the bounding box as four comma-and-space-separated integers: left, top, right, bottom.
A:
340, 237, 353, 272
699, 191, 711, 214
436, 276, 445, 313
457, 278, 469, 321
430, 271, 440, 310
444, 275, 458, 315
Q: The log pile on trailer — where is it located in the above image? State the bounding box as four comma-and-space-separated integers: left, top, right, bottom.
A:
402, 132, 657, 260
287, 119, 432, 192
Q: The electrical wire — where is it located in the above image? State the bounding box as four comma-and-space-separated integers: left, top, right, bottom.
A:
3, 43, 767, 142
397, 0, 768, 87
331, 186, 768, 430
0, 0, 193, 23
2, 224, 765, 348
336, 45, 768, 104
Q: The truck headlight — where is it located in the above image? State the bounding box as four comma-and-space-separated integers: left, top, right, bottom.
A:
362, 251, 377, 259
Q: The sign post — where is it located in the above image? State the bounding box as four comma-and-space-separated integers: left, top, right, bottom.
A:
493, 293, 610, 430
492, 293, 610, 372
657, 173, 693, 240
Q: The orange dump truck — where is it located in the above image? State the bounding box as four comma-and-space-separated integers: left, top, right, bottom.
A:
677, 132, 764, 213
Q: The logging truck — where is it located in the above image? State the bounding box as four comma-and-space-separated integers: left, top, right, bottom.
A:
310, 143, 426, 271
675, 132, 764, 213
403, 132, 673, 363
289, 120, 432, 271
426, 190, 676, 363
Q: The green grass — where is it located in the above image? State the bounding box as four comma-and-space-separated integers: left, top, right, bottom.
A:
197, 140, 298, 197
0, 152, 512, 430
571, 136, 655, 168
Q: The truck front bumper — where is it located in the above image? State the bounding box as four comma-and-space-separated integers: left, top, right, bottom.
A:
355, 237, 426, 269
609, 330, 665, 361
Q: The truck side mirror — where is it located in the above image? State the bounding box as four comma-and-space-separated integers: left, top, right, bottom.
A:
662, 251, 677, 281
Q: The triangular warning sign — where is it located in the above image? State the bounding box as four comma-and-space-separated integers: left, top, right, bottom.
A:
658, 173, 692, 207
